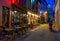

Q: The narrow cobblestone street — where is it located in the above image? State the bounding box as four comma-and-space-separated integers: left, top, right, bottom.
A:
14, 24, 60, 41
0, 0, 60, 41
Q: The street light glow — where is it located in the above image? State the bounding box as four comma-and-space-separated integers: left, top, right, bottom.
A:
37, 16, 38, 17
32, 14, 34, 16
43, 11, 48, 16
44, 11, 47, 14
14, 11, 17, 13
28, 11, 31, 15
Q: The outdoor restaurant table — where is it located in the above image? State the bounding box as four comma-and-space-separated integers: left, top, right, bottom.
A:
5, 29, 14, 31
22, 24, 27, 28
4, 28, 15, 35
15, 27, 21, 29
21, 24, 28, 32
15, 27, 22, 31
5, 28, 15, 32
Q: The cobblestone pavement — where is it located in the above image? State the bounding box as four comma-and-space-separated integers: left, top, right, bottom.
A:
15, 24, 60, 41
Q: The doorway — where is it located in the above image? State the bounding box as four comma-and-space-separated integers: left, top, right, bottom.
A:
2, 6, 9, 28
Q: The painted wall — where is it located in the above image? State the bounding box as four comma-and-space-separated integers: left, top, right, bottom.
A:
55, 0, 59, 13
55, 0, 60, 30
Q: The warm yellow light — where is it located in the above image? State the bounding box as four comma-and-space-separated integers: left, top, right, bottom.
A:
44, 11, 47, 14
28, 11, 31, 15
37, 16, 38, 17
11, 11, 14, 15
27, 15, 28, 17
35, 14, 37, 17
43, 11, 47, 16
14, 11, 17, 13
34, 14, 38, 17
39, 16, 40, 18
32, 14, 34, 16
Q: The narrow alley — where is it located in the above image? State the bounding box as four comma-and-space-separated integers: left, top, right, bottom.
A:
0, 0, 60, 41
15, 24, 60, 41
